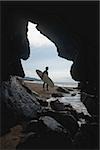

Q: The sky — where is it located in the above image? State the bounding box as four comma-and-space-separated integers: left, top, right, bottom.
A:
21, 22, 77, 83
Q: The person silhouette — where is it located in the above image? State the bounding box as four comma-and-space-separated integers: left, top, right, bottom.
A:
42, 66, 49, 91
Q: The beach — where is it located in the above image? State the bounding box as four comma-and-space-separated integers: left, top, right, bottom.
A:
24, 80, 58, 99
24, 81, 88, 115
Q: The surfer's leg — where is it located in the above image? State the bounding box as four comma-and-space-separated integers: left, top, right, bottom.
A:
46, 84, 49, 91
43, 82, 45, 90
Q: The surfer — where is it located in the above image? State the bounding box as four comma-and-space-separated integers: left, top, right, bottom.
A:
42, 67, 49, 91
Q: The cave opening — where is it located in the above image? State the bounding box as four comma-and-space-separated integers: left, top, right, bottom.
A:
21, 21, 78, 87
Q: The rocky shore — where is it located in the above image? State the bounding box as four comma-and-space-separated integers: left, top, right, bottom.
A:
0, 76, 99, 149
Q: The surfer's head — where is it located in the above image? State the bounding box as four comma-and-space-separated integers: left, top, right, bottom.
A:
46, 67, 48, 70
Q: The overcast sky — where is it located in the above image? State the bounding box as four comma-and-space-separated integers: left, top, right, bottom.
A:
21, 22, 77, 83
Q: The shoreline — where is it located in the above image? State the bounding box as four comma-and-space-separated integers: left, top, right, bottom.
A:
24, 79, 78, 88
23, 80, 79, 100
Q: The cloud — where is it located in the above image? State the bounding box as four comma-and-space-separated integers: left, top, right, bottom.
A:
28, 22, 54, 48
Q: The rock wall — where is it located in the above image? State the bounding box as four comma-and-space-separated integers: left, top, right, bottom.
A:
1, 1, 99, 96
1, 1, 99, 117
0, 76, 41, 135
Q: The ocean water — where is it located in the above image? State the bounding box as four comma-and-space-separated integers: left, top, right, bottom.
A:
54, 82, 78, 88
47, 93, 89, 116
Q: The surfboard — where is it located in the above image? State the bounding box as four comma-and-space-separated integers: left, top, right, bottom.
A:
36, 69, 54, 87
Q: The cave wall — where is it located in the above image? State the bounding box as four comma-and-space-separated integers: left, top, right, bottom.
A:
1, 1, 99, 95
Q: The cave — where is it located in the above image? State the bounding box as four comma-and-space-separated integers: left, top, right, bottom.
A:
1, 1, 99, 149
22, 21, 77, 84
1, 1, 99, 94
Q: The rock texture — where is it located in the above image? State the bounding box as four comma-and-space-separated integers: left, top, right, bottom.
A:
81, 92, 99, 118
0, 76, 41, 135
16, 116, 73, 149
74, 123, 99, 149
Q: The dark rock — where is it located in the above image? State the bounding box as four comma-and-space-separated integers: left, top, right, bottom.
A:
56, 87, 70, 93
78, 112, 85, 119
23, 120, 39, 133
71, 93, 76, 96
51, 92, 63, 97
50, 99, 65, 111
74, 123, 99, 149
43, 110, 79, 136
0, 76, 41, 135
68, 108, 79, 121
16, 116, 73, 149
16, 132, 37, 149
81, 92, 99, 118
31, 91, 40, 98
50, 100, 79, 121
39, 116, 68, 133
66, 88, 74, 91
64, 103, 73, 109
37, 97, 48, 107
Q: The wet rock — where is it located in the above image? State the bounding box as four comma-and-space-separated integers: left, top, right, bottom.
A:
77, 113, 94, 123
0, 76, 41, 135
74, 123, 99, 149
84, 115, 93, 123
51, 92, 63, 97
56, 87, 70, 93
77, 112, 85, 119
39, 116, 67, 133
22, 83, 40, 98
43, 110, 79, 136
23, 120, 39, 133
50, 99, 65, 111
64, 103, 73, 109
50, 100, 79, 121
16, 116, 73, 149
16, 132, 37, 149
66, 88, 74, 91
37, 97, 48, 107
71, 93, 76, 96
31, 90, 40, 98
81, 92, 99, 117
68, 108, 79, 121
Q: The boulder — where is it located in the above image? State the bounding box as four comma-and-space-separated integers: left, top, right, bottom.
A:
50, 99, 65, 111
42, 110, 79, 136
74, 123, 99, 149
81, 92, 99, 118
39, 116, 68, 133
56, 87, 70, 93
0, 76, 41, 135
50, 100, 79, 121
16, 116, 73, 149
71, 93, 76, 96
37, 97, 48, 107
23, 120, 39, 133
51, 92, 63, 97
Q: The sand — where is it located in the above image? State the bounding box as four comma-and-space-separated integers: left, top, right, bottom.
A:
24, 81, 58, 99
